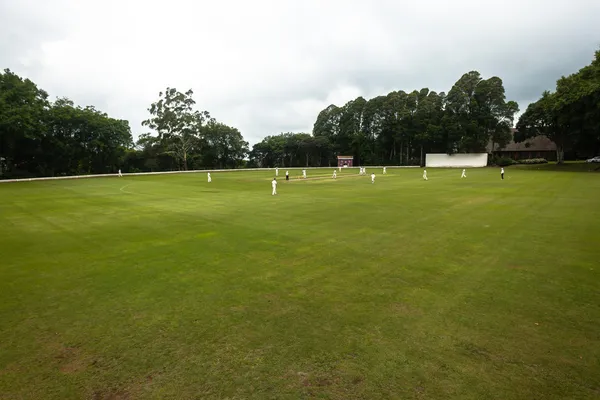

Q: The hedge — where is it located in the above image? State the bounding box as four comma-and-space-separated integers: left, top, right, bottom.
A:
517, 158, 548, 164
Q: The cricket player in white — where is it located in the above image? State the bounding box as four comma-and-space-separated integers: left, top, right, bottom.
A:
383, 166, 387, 174
302, 169, 307, 179
371, 173, 375, 183
272, 178, 277, 195
333, 170, 337, 179
423, 169, 428, 180
118, 169, 122, 177
285, 170, 289, 181
338, 166, 341, 172
501, 167, 505, 180
275, 167, 279, 176
461, 169, 466, 178
207, 172, 211, 183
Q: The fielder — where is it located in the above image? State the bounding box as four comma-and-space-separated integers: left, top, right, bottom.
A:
501, 167, 505, 180
423, 169, 428, 181
302, 169, 307, 179
285, 170, 289, 181
339, 166, 342, 172
371, 173, 375, 183
275, 167, 279, 177
118, 169, 122, 177
333, 170, 337, 179
207, 172, 211, 183
383, 166, 387, 174
272, 177, 277, 195
461, 169, 466, 178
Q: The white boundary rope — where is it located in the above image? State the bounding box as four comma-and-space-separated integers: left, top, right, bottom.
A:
0, 166, 420, 184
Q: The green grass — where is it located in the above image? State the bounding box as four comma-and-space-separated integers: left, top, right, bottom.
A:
513, 161, 600, 172
1, 166, 599, 399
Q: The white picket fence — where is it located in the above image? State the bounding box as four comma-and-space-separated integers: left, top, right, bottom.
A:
0, 165, 420, 184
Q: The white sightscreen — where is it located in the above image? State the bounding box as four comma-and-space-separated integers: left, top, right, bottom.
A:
425, 153, 488, 168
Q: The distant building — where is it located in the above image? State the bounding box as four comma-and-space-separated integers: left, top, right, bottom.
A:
337, 155, 354, 167
487, 129, 557, 161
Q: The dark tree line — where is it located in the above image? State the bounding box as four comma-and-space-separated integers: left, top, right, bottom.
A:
132, 88, 249, 172
516, 50, 600, 163
4, 50, 598, 178
0, 70, 249, 178
0, 69, 133, 178
249, 70, 519, 168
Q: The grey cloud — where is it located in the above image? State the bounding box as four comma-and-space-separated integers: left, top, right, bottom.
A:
1, 0, 600, 147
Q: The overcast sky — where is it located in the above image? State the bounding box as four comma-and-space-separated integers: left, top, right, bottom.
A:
1, 0, 599, 145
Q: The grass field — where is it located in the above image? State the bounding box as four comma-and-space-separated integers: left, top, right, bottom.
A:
1, 166, 599, 399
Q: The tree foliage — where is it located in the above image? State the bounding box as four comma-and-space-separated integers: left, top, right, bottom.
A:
0, 72, 249, 178
137, 88, 248, 171
516, 49, 600, 162
0, 69, 133, 178
251, 70, 518, 167
141, 88, 211, 170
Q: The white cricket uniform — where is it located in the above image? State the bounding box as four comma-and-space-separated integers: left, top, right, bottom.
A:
501, 168, 505, 180
339, 166, 341, 172
207, 173, 211, 183
461, 169, 466, 178
275, 168, 279, 176
118, 169, 122, 177
383, 167, 386, 174
371, 173, 375, 183
423, 169, 428, 180
333, 170, 337, 179
272, 179, 277, 195
303, 170, 306, 178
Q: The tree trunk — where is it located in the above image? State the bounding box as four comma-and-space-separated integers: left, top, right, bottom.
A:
556, 145, 564, 164
399, 141, 403, 165
420, 145, 423, 167
183, 151, 188, 170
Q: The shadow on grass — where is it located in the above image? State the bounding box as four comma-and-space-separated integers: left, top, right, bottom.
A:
511, 162, 600, 172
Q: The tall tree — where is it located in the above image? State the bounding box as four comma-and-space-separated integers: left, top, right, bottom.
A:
516, 91, 567, 163
142, 88, 211, 170
516, 50, 600, 163
43, 99, 132, 175
202, 121, 249, 169
313, 104, 341, 164
0, 69, 49, 175
446, 71, 518, 153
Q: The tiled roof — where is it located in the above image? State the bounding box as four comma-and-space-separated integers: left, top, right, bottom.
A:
487, 129, 557, 152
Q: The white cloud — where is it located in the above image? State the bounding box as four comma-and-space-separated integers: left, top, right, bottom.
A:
1, 0, 599, 145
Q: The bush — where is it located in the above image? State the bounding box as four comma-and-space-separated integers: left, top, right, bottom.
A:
517, 158, 548, 165
494, 157, 517, 167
